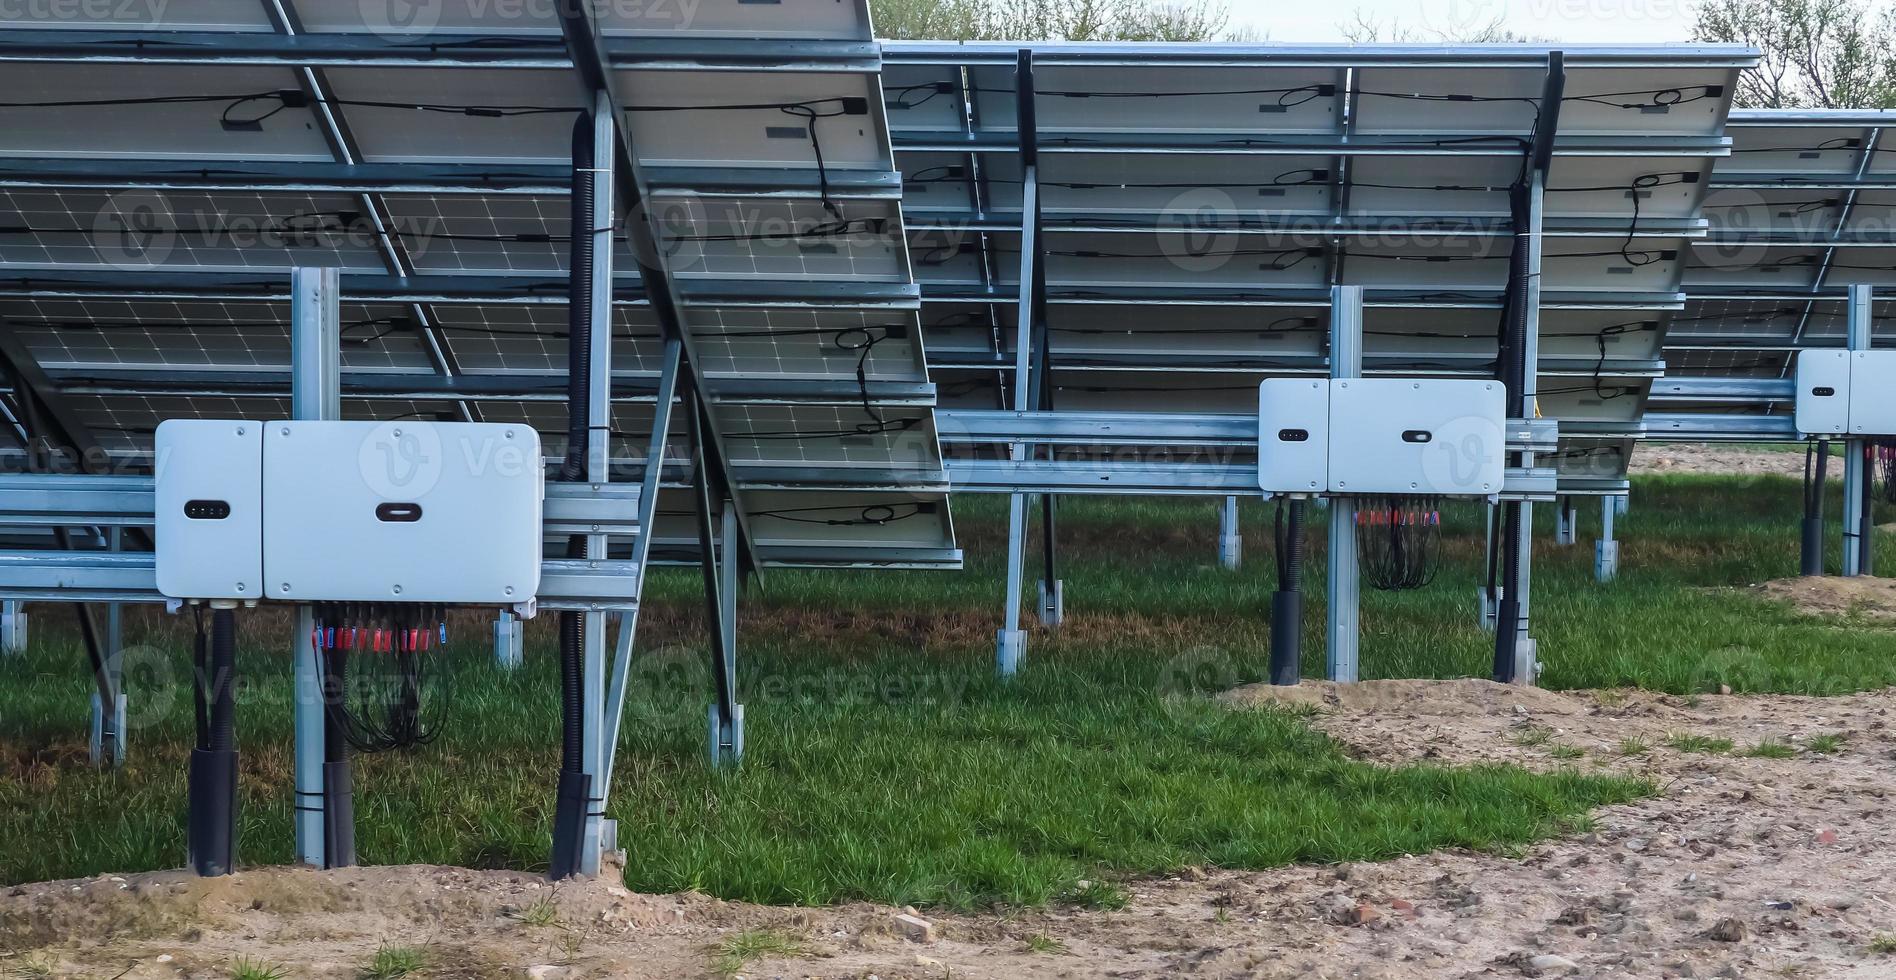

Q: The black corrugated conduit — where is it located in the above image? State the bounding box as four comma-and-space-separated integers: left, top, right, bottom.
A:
550, 110, 595, 881
1491, 183, 1532, 684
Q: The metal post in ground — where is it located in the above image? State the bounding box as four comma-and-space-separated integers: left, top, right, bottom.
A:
89, 527, 127, 767
1, 601, 25, 654
1596, 495, 1620, 582
1844, 285, 1873, 577
1219, 495, 1242, 571
1326, 285, 1364, 683
1803, 440, 1831, 577
289, 266, 342, 869
1554, 496, 1577, 546
494, 610, 524, 669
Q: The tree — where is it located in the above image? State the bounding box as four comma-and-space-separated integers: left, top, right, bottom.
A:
1693, 0, 1896, 108
1337, 7, 1542, 43
872, 0, 1235, 42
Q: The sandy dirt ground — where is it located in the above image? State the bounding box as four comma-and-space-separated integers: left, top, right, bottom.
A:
10, 586, 1896, 978
1632, 443, 1816, 479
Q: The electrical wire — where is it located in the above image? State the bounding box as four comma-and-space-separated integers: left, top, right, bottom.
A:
1357, 499, 1441, 591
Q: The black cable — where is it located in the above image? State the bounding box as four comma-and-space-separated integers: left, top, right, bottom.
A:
191, 605, 209, 751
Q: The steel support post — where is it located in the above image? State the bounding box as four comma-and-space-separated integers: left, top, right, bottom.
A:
1479, 503, 1500, 631
1615, 494, 1629, 517
494, 610, 524, 669
578, 91, 617, 876
706, 503, 743, 766
1596, 495, 1620, 582
1326, 285, 1364, 683
89, 527, 126, 767
1553, 496, 1577, 546
1037, 495, 1062, 627
1494, 56, 1559, 684
0, 600, 23, 654
600, 339, 680, 795
1803, 440, 1831, 577
998, 492, 1029, 676
289, 266, 341, 869
1843, 284, 1874, 577
1219, 496, 1242, 571
1001, 49, 1051, 663
1503, 168, 1548, 684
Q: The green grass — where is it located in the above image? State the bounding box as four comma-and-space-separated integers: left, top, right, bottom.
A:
230, 958, 288, 980
1617, 737, 1651, 756
712, 929, 806, 976
1743, 740, 1798, 759
0, 475, 1888, 909
1024, 933, 1069, 955
1870, 934, 1896, 955
1806, 733, 1846, 754
1548, 744, 1587, 760
361, 944, 427, 979
1667, 733, 1735, 755
508, 896, 559, 927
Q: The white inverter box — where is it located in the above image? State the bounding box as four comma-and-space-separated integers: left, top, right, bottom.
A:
1257, 379, 1330, 494
1328, 379, 1506, 496
154, 419, 265, 601
1795, 350, 1851, 436
262, 420, 543, 603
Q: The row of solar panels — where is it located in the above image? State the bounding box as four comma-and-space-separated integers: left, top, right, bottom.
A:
1663, 110, 1896, 424
877, 42, 1753, 491
0, 15, 1806, 520
0, 1, 960, 567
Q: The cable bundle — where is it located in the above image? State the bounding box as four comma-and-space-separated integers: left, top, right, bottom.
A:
1358, 499, 1442, 592
311, 603, 450, 754
1877, 442, 1896, 505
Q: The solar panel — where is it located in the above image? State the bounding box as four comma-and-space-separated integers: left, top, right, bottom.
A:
884, 42, 1749, 489
0, 1, 957, 569
1673, 111, 1896, 425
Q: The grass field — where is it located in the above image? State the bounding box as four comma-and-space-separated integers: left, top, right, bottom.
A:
0, 472, 1887, 906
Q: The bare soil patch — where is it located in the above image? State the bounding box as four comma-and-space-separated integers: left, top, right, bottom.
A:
1634, 443, 1814, 479
10, 681, 1896, 978
1758, 575, 1896, 622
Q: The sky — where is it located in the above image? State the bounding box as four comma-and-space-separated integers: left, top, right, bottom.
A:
1229, 0, 1700, 43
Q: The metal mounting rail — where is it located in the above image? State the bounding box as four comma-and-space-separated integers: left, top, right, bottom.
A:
0, 476, 646, 610
936, 411, 1559, 499
1646, 376, 1796, 404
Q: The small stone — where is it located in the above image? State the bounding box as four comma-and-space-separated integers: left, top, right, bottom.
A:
1351, 903, 1380, 926
914, 954, 942, 967
1530, 954, 1581, 972
1391, 898, 1417, 918
1717, 684, 1732, 695
156, 955, 174, 964
1554, 905, 1595, 926
526, 967, 569, 980
1705, 918, 1747, 943
894, 913, 937, 943
1817, 828, 1839, 845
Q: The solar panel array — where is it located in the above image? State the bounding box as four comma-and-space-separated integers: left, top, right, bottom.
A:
0, 2, 958, 569
1668, 110, 1896, 424
882, 42, 1750, 492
